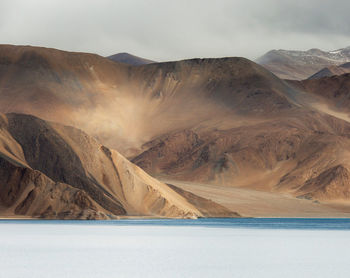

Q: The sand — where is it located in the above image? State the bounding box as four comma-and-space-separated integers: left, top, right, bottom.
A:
163, 179, 350, 218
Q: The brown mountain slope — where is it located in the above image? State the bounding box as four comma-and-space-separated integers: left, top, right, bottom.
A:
166, 183, 240, 218
288, 73, 350, 114
0, 45, 302, 157
0, 113, 238, 219
163, 180, 350, 217
296, 165, 350, 200
0, 44, 131, 153
0, 157, 105, 219
3, 45, 350, 207
133, 111, 350, 202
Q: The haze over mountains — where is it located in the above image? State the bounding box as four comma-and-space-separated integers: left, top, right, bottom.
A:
1, 44, 350, 218
257, 46, 350, 80
0, 45, 295, 156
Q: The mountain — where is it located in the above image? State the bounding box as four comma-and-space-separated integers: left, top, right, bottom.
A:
126, 57, 350, 203
0, 45, 300, 157
107, 52, 155, 65
288, 72, 350, 114
0, 44, 133, 154
132, 111, 350, 202
0, 113, 237, 219
308, 62, 350, 79
256, 46, 350, 80
2, 45, 350, 215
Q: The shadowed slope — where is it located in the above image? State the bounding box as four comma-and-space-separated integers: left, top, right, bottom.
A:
0, 113, 238, 219
0, 156, 105, 219
308, 63, 350, 79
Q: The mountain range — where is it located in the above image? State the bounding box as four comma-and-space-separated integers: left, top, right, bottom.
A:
256, 46, 350, 80
1, 44, 350, 218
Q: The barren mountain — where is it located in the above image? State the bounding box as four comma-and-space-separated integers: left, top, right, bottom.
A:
0, 44, 131, 151
0, 44, 300, 157
0, 113, 237, 219
107, 52, 155, 65
2, 45, 350, 214
256, 47, 350, 80
132, 111, 350, 202
289, 73, 350, 113
308, 62, 350, 79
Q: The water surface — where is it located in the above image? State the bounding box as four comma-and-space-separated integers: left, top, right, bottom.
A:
0, 218, 349, 278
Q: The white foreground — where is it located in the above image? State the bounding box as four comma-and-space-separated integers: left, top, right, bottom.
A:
0, 222, 349, 278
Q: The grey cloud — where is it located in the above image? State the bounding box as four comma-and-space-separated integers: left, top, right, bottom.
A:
0, 0, 349, 61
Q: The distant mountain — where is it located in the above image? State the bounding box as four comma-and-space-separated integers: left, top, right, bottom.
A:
256, 46, 350, 80
308, 62, 350, 79
107, 52, 155, 65
290, 72, 350, 112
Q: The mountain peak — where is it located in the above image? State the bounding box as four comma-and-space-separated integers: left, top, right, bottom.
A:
107, 52, 155, 66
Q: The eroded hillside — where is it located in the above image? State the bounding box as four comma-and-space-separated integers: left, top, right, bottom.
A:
0, 113, 237, 219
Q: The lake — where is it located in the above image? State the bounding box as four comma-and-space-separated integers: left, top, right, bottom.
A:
0, 218, 350, 278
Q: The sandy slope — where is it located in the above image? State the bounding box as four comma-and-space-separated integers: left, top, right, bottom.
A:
0, 113, 238, 219
164, 179, 350, 218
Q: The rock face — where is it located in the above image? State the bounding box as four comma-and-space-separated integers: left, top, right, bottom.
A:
107, 52, 155, 65
256, 47, 350, 80
0, 113, 238, 219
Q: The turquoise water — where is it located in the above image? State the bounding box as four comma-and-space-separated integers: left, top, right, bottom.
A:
1, 218, 350, 278
1, 217, 350, 229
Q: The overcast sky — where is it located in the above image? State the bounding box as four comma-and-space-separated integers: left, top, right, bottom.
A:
1, 0, 350, 61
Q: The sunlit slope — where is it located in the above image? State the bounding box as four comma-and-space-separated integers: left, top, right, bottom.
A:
3, 45, 350, 204
0, 113, 237, 219
0, 45, 301, 156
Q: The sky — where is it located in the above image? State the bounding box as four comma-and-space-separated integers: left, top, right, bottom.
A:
1, 0, 350, 62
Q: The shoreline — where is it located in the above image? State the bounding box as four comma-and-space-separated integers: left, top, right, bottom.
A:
0, 216, 349, 221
